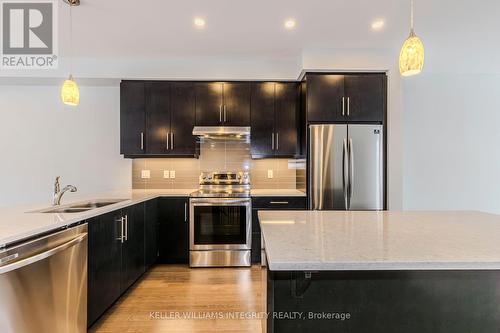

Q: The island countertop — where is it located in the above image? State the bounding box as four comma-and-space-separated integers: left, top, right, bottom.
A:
259, 210, 500, 271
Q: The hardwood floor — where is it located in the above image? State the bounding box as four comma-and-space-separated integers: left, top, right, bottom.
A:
89, 265, 266, 333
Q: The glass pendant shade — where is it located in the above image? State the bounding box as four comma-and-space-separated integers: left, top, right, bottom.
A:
399, 30, 425, 76
61, 75, 80, 106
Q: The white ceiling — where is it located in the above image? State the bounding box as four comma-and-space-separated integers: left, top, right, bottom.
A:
61, 0, 499, 60
3, 0, 499, 79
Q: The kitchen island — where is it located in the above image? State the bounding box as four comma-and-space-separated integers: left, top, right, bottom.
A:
259, 210, 500, 333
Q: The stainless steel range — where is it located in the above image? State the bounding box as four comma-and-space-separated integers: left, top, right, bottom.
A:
189, 171, 252, 267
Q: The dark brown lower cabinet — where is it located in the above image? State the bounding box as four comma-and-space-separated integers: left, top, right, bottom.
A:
120, 204, 145, 293
251, 196, 307, 264
268, 270, 500, 333
88, 203, 149, 327
145, 199, 159, 269
87, 210, 122, 327
158, 197, 190, 264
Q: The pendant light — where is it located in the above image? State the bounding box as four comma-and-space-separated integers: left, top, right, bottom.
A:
61, 0, 80, 106
399, 0, 425, 76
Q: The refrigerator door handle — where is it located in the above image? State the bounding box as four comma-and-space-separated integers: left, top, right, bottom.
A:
342, 138, 349, 209
348, 138, 354, 205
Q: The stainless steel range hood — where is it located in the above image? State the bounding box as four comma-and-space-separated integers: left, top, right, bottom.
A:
192, 126, 251, 138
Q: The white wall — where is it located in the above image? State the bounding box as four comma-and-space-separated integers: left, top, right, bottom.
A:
403, 74, 500, 214
0, 82, 131, 206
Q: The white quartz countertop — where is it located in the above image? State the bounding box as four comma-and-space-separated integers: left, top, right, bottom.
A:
0, 188, 306, 247
0, 189, 195, 247
259, 210, 500, 271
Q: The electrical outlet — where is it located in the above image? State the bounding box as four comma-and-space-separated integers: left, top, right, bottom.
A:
170, 170, 176, 179
141, 170, 151, 179
267, 169, 273, 179
163, 170, 170, 179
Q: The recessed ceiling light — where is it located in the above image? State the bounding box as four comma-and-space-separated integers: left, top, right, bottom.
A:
194, 17, 206, 28
371, 19, 385, 31
284, 19, 296, 30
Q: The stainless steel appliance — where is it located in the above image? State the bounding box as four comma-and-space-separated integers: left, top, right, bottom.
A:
0, 223, 88, 333
190, 171, 252, 267
309, 124, 384, 210
192, 126, 250, 139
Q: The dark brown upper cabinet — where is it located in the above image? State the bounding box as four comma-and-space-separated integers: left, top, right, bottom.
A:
250, 82, 275, 157
343, 75, 385, 123
169, 82, 197, 155
305, 73, 386, 123
120, 81, 146, 155
145, 82, 170, 154
250, 82, 299, 158
145, 82, 196, 156
121, 81, 196, 157
195, 82, 250, 126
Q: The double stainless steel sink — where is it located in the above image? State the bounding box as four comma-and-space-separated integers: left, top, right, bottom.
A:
34, 199, 127, 214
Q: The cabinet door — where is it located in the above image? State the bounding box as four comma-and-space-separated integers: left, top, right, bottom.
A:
158, 197, 189, 264
250, 82, 275, 157
87, 211, 122, 327
170, 82, 197, 155
223, 82, 251, 126
195, 82, 223, 126
306, 74, 345, 122
145, 199, 159, 269
146, 82, 170, 154
275, 82, 299, 157
344, 74, 386, 123
120, 204, 145, 293
120, 81, 146, 155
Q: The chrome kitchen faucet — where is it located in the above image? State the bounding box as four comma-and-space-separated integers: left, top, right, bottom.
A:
53, 176, 77, 205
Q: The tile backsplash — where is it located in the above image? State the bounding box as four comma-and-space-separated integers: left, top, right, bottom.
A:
132, 137, 305, 190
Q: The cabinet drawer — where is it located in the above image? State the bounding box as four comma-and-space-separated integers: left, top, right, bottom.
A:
252, 196, 307, 210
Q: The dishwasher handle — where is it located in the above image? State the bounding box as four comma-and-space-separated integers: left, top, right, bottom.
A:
0, 232, 87, 275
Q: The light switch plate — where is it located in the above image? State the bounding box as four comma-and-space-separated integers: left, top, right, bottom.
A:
141, 170, 151, 179
170, 170, 176, 179
267, 170, 273, 179
163, 170, 170, 179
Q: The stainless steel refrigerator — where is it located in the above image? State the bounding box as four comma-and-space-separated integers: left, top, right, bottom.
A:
309, 124, 384, 210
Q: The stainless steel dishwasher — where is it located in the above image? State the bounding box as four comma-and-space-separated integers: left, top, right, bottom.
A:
0, 223, 88, 333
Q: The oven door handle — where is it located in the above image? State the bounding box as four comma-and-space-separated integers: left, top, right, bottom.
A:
191, 199, 251, 205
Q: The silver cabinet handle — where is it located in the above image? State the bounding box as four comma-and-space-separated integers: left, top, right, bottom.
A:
347, 97, 350, 116
124, 215, 128, 241
342, 97, 345, 116
223, 105, 227, 122
171, 132, 174, 150
271, 133, 275, 150
270, 201, 289, 204
184, 202, 187, 222
166, 132, 169, 150
117, 217, 124, 243
348, 138, 354, 203
276, 132, 279, 150
342, 138, 349, 210
219, 105, 222, 122
0, 233, 87, 275
140, 132, 144, 150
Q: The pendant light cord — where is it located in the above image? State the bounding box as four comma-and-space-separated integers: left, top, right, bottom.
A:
410, 0, 414, 33
69, 4, 73, 77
